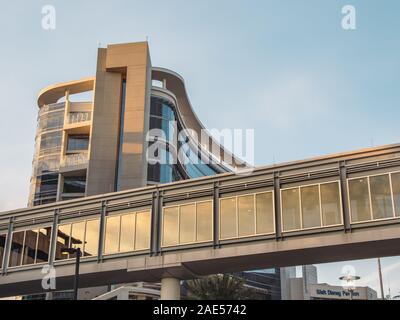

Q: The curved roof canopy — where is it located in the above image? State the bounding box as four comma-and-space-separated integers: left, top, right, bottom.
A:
37, 77, 95, 107
152, 67, 250, 170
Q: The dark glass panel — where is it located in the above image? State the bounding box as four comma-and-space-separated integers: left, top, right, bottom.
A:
9, 231, 25, 267
38, 174, 59, 194
36, 228, 51, 264
63, 176, 86, 194
67, 135, 89, 151
0, 234, 6, 269
22, 229, 39, 266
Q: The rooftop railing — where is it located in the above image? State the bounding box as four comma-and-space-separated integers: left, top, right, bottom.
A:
67, 112, 92, 125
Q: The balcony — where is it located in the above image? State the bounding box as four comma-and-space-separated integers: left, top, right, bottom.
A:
60, 152, 89, 171
67, 111, 92, 125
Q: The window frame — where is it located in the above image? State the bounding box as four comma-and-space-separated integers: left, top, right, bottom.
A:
55, 218, 100, 261
103, 209, 152, 256
0, 232, 6, 270
347, 171, 400, 225
162, 200, 214, 248
219, 191, 276, 241
280, 181, 344, 233
7, 226, 53, 269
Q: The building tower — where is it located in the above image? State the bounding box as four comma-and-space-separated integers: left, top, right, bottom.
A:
29, 42, 246, 206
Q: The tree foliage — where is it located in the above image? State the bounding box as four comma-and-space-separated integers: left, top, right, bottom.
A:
184, 274, 263, 300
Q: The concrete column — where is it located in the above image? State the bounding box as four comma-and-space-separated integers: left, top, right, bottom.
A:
160, 278, 181, 300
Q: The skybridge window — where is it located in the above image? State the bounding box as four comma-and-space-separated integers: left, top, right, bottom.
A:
391, 172, 400, 217
55, 219, 99, 260
348, 172, 400, 223
281, 182, 342, 232
220, 192, 275, 240
370, 175, 393, 220
162, 201, 213, 247
8, 227, 52, 268
103, 210, 151, 255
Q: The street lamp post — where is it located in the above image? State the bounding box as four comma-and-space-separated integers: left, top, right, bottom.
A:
339, 275, 361, 300
61, 247, 82, 300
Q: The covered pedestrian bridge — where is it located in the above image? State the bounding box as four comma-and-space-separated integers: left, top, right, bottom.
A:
1, 144, 400, 298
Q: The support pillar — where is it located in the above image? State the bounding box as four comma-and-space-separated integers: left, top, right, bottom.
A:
160, 278, 181, 300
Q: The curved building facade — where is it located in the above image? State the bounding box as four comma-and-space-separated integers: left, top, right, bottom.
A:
29, 42, 246, 206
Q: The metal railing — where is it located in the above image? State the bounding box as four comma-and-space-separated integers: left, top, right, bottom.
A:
60, 152, 89, 168
67, 112, 92, 125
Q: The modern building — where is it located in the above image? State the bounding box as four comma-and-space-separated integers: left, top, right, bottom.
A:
29, 41, 246, 207
237, 267, 296, 300
1, 41, 400, 300
288, 265, 378, 300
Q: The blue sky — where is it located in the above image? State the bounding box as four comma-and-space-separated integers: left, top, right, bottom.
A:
0, 0, 399, 298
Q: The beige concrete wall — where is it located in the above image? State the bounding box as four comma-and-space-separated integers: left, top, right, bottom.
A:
86, 48, 123, 196
87, 42, 152, 195
106, 42, 151, 190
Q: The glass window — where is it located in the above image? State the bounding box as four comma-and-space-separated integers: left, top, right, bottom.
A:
104, 216, 121, 255
256, 192, 274, 234
36, 228, 51, 264
220, 198, 238, 239
238, 195, 255, 237
180, 204, 196, 244
84, 220, 99, 257
70, 222, 85, 258
392, 172, 400, 217
301, 186, 321, 229
348, 178, 371, 222
9, 231, 24, 267
22, 229, 39, 266
196, 201, 213, 242
370, 175, 394, 220
282, 189, 301, 231
163, 207, 179, 246
135, 211, 151, 250
0, 234, 6, 269
56, 224, 71, 260
320, 182, 342, 226
67, 135, 89, 151
63, 176, 86, 194
40, 131, 62, 152
120, 214, 136, 253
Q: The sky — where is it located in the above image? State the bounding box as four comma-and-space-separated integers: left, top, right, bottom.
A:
0, 0, 399, 298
